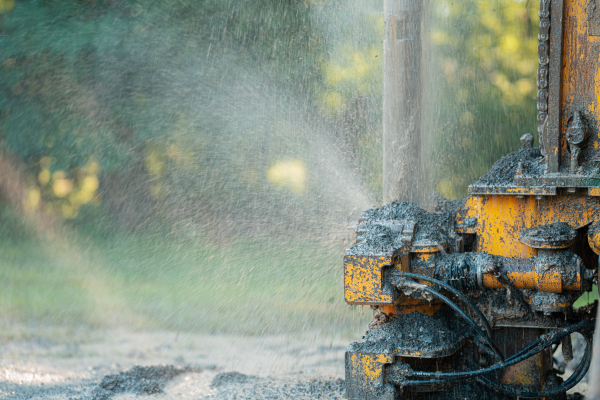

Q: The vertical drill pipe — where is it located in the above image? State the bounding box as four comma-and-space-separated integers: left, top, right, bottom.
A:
587, 304, 600, 400
382, 0, 422, 204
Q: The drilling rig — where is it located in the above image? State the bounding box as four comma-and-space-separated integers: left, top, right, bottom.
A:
344, 1, 599, 399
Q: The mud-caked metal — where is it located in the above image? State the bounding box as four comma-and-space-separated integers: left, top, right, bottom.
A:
344, 0, 599, 398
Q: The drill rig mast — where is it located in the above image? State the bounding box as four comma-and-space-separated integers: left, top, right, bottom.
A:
344, 1, 599, 399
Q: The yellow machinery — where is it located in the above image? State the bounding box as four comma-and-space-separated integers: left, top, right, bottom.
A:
344, 1, 600, 399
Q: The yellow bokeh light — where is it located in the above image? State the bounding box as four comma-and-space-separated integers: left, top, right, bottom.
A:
81, 175, 99, 193
437, 179, 459, 200
61, 203, 78, 219
0, 0, 15, 13
267, 160, 307, 193
38, 169, 51, 185
52, 177, 73, 198
25, 187, 41, 211
432, 30, 449, 45
85, 160, 100, 175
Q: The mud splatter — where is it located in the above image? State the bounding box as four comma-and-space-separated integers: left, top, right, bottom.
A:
474, 148, 544, 186
88, 365, 192, 400
347, 201, 455, 256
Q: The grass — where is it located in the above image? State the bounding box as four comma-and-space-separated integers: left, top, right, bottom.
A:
574, 286, 599, 309
4, 205, 595, 345
0, 207, 371, 341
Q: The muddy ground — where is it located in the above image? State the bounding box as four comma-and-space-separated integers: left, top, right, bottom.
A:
0, 328, 589, 399
0, 329, 347, 399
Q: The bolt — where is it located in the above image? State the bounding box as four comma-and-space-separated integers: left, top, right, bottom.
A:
516, 161, 524, 176
482, 264, 495, 273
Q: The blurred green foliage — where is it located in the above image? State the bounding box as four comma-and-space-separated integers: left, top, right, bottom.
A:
0, 0, 325, 224
426, 0, 539, 198
0, 0, 542, 222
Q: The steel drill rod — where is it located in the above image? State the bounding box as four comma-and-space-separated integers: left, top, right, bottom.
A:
587, 302, 600, 400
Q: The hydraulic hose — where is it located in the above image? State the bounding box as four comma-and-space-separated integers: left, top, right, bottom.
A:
392, 272, 595, 396
395, 272, 494, 338
409, 320, 592, 379
396, 279, 504, 362
475, 333, 592, 398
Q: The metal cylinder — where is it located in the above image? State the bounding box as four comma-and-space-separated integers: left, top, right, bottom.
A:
382, 0, 422, 204
493, 328, 552, 390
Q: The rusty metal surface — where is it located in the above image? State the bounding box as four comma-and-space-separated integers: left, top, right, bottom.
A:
344, 254, 397, 305
455, 194, 600, 258
494, 328, 552, 389
590, 0, 600, 35
345, 351, 396, 400
561, 0, 600, 171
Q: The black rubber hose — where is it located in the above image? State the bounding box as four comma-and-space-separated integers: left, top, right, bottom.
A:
396, 279, 505, 362
475, 333, 593, 398
404, 322, 592, 393
409, 321, 592, 380
396, 272, 494, 339
398, 281, 504, 361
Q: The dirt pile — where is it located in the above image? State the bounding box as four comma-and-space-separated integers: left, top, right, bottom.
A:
210, 371, 256, 388
88, 365, 193, 400
347, 201, 454, 256
473, 148, 543, 186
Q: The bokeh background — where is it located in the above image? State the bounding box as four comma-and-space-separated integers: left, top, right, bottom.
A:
0, 0, 550, 341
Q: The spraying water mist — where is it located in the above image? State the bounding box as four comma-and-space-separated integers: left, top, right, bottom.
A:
0, 0, 580, 399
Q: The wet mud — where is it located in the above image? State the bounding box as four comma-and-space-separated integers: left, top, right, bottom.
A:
89, 365, 193, 400
474, 148, 544, 186
210, 371, 255, 388
347, 201, 454, 256
1, 330, 351, 400
4, 364, 345, 400
521, 222, 577, 246
350, 310, 470, 357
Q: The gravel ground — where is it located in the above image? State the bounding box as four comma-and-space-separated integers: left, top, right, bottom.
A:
0, 327, 590, 399
0, 328, 348, 400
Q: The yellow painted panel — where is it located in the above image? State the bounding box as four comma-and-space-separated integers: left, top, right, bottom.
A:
562, 0, 600, 159
465, 194, 600, 258
344, 255, 394, 305
348, 352, 393, 383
